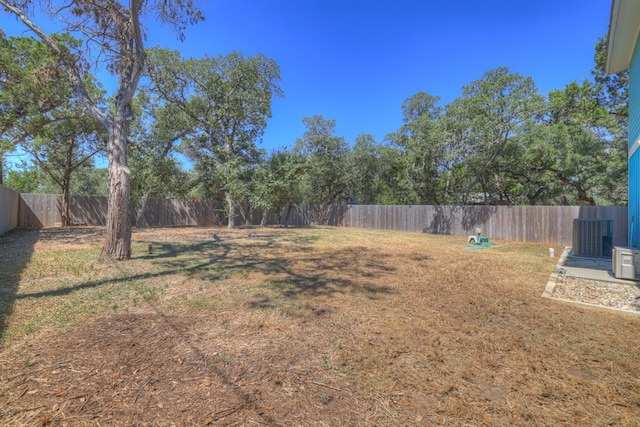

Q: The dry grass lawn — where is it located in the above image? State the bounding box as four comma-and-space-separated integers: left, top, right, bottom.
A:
0, 226, 639, 426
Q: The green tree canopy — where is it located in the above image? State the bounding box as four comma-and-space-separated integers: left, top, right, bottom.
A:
294, 115, 349, 223
145, 48, 283, 228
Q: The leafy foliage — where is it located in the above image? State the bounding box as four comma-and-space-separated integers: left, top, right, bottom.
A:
295, 116, 350, 221
251, 150, 304, 225
1, 31, 628, 212
145, 48, 283, 227
1, 0, 205, 260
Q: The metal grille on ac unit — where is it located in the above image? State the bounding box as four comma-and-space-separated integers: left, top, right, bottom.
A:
572, 219, 613, 257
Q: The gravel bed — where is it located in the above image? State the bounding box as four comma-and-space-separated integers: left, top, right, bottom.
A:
552, 254, 640, 313
553, 275, 640, 313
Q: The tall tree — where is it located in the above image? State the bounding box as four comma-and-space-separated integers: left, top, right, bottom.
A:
386, 93, 455, 204
0, 31, 77, 184
542, 81, 626, 205
344, 134, 395, 204
446, 67, 545, 204
591, 34, 628, 204
251, 149, 304, 226
145, 48, 283, 228
496, 118, 553, 205
294, 115, 349, 223
499, 36, 627, 206
25, 110, 107, 225
1, 0, 204, 260
1, 31, 107, 216
593, 36, 629, 121
128, 92, 193, 226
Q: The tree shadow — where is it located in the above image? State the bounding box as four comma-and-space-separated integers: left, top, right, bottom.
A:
0, 228, 40, 343
423, 205, 497, 236
424, 205, 454, 234
133, 199, 225, 228
460, 205, 497, 230
5, 229, 399, 341
289, 205, 349, 226
70, 195, 108, 226
144, 306, 282, 425
262, 248, 397, 300
17, 195, 45, 227
136, 230, 396, 308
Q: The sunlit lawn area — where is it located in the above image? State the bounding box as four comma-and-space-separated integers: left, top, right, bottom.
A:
1, 226, 639, 426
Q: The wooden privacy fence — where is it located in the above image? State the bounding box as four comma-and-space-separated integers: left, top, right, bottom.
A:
0, 184, 19, 236
16, 194, 225, 228
340, 205, 628, 246
9, 193, 630, 246
134, 198, 224, 227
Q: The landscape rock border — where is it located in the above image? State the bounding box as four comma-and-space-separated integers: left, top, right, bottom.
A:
542, 247, 640, 315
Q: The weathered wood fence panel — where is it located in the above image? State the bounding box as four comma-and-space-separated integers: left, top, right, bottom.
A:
18, 193, 60, 228
17, 194, 225, 228
17, 194, 104, 227
340, 205, 628, 246
10, 193, 629, 246
0, 184, 19, 236
70, 195, 108, 226
135, 199, 224, 227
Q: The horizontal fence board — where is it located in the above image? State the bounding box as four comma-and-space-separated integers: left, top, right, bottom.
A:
7, 193, 629, 247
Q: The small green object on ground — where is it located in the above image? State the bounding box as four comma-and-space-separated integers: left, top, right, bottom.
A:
463, 240, 496, 250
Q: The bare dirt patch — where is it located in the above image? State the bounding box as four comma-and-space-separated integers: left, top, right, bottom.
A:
1, 227, 640, 426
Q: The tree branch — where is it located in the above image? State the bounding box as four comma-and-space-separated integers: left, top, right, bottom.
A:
0, 0, 111, 130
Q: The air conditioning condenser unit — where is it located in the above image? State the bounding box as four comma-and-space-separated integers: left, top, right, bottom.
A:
612, 246, 640, 280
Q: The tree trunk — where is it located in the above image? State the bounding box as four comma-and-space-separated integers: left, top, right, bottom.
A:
100, 117, 132, 261
61, 138, 74, 226
2, 0, 148, 262
245, 205, 252, 226
237, 203, 249, 225
226, 190, 235, 229
282, 204, 293, 227
224, 139, 235, 229
61, 174, 71, 226
260, 209, 269, 228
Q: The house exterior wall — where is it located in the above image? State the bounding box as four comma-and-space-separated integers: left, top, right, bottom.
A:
628, 31, 640, 247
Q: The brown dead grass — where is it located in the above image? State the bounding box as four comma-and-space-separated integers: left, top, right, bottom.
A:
0, 226, 639, 426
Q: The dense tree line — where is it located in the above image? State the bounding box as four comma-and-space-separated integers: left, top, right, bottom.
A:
1, 29, 629, 234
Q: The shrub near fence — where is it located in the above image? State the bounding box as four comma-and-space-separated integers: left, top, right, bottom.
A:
0, 184, 19, 236
12, 193, 629, 246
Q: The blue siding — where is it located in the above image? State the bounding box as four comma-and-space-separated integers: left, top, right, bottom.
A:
630, 33, 640, 151
630, 153, 640, 246
629, 32, 640, 247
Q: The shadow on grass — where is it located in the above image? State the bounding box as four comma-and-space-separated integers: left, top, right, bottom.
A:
1, 227, 408, 424
10, 229, 397, 314
144, 233, 397, 302
0, 229, 40, 343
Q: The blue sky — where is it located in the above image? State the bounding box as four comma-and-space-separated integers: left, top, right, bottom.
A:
3, 0, 612, 154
